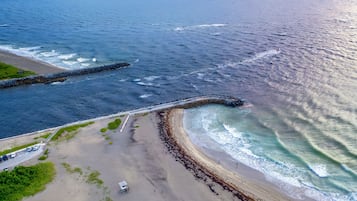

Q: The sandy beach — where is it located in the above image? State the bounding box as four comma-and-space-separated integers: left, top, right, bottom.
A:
0, 49, 65, 74
0, 107, 295, 201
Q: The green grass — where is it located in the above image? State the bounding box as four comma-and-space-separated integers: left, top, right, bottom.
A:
38, 149, 49, 161
38, 155, 47, 160
73, 167, 83, 175
51, 122, 94, 141
61, 163, 83, 175
34, 133, 51, 140
0, 142, 38, 156
86, 170, 103, 186
100, 128, 107, 133
0, 61, 36, 80
61, 162, 72, 173
107, 118, 121, 130
0, 162, 56, 201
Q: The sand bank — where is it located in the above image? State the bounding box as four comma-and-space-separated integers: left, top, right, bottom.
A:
0, 49, 65, 74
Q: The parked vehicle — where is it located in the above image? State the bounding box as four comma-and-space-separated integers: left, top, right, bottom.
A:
32, 145, 40, 151
26, 147, 33, 152
9, 153, 16, 158
2, 155, 8, 161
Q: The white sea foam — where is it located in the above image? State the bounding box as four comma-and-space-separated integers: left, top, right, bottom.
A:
309, 164, 329, 177
19, 46, 42, 51
77, 57, 90, 63
195, 24, 227, 28
133, 78, 141, 82
62, 60, 78, 66
144, 75, 160, 81
80, 63, 90, 67
136, 82, 154, 86
134, 58, 140, 63
58, 53, 76, 60
0, 44, 96, 70
40, 50, 58, 57
0, 24, 9, 27
174, 23, 227, 31
139, 94, 153, 98
241, 49, 281, 64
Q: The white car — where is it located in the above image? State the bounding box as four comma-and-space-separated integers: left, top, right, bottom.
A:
9, 153, 16, 158
32, 145, 40, 151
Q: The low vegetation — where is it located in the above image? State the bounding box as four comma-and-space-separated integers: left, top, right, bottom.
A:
100, 128, 107, 133
0, 61, 36, 80
0, 162, 56, 201
0, 142, 38, 156
107, 118, 121, 130
34, 133, 51, 140
38, 149, 49, 161
86, 170, 103, 187
61, 162, 83, 175
61, 163, 109, 200
51, 122, 94, 141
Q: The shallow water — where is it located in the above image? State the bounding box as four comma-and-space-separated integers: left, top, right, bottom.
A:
0, 0, 356, 200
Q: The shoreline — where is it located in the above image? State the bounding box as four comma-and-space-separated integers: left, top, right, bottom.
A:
160, 109, 293, 201
1, 100, 296, 201
0, 49, 65, 74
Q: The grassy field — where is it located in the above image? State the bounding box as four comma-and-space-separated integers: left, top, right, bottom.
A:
0, 162, 56, 201
0, 61, 36, 80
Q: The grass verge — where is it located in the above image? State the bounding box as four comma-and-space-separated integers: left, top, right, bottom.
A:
0, 142, 38, 156
0, 162, 56, 201
0, 61, 36, 80
34, 133, 51, 140
51, 122, 94, 141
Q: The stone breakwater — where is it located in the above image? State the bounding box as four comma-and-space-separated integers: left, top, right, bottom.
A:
0, 62, 130, 89
157, 109, 254, 201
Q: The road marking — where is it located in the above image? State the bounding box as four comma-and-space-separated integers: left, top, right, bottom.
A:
120, 114, 130, 133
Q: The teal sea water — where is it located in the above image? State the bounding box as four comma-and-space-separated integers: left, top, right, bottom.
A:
0, 0, 356, 200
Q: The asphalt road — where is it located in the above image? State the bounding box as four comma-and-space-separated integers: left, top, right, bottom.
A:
0, 143, 45, 171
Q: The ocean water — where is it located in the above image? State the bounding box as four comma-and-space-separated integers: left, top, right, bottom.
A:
0, 0, 356, 200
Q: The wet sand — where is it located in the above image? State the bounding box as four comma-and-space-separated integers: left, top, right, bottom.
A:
0, 49, 65, 74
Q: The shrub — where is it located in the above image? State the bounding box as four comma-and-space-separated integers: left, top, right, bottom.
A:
0, 162, 55, 201
107, 119, 121, 130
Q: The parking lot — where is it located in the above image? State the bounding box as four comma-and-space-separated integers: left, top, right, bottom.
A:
0, 143, 45, 171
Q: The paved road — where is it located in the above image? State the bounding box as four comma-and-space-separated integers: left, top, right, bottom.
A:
0, 143, 45, 171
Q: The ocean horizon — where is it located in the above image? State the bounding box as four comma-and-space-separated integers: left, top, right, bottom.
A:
0, 0, 356, 200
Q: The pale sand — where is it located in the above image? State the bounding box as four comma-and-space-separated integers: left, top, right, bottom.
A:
0, 50, 65, 74
18, 113, 236, 201
167, 109, 293, 201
